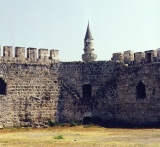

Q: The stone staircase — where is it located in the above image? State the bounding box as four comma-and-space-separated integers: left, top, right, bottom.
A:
60, 79, 80, 101
59, 78, 96, 105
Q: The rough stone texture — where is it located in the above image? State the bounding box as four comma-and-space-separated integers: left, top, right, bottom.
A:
115, 63, 160, 125
15, 47, 26, 64
124, 50, 134, 64
112, 52, 124, 62
157, 48, 160, 61
50, 50, 59, 61
134, 52, 145, 64
0, 48, 117, 127
145, 50, 157, 63
1, 46, 160, 127
38, 49, 48, 59
3, 46, 13, 58
27, 48, 37, 63
15, 47, 25, 58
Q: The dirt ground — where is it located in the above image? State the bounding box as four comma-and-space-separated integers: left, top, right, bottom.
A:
0, 126, 160, 147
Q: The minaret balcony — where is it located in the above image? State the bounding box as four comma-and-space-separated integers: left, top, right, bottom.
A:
82, 53, 97, 62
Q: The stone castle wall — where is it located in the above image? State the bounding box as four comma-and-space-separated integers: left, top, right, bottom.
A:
58, 61, 118, 122
115, 63, 160, 125
0, 63, 60, 127
0, 45, 160, 127
0, 48, 119, 126
0, 56, 118, 127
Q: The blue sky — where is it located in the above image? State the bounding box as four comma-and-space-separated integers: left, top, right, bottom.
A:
0, 0, 160, 61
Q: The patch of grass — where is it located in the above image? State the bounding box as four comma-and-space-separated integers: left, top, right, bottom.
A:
83, 124, 95, 128
48, 120, 79, 127
59, 123, 66, 127
69, 121, 78, 127
13, 126, 21, 129
54, 135, 64, 139
55, 123, 68, 127
24, 127, 30, 131
1, 126, 160, 147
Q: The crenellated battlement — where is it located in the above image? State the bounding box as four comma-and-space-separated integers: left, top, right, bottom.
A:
0, 46, 59, 64
112, 49, 160, 65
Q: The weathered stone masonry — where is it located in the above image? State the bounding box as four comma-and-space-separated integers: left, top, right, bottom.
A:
115, 63, 160, 125
0, 55, 118, 127
1, 46, 160, 127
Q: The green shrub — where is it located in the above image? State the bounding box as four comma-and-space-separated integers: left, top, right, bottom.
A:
70, 121, 77, 127
13, 126, 21, 129
59, 123, 66, 127
54, 135, 64, 139
48, 120, 56, 127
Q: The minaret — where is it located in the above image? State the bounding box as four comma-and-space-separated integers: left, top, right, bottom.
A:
82, 22, 97, 62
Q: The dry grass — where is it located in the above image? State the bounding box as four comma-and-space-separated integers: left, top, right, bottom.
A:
0, 126, 160, 147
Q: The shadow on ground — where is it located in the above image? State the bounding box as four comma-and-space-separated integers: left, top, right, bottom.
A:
82, 116, 160, 129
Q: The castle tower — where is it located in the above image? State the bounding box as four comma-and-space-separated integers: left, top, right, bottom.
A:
82, 22, 97, 62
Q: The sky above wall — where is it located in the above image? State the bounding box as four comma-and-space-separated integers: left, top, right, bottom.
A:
0, 0, 160, 61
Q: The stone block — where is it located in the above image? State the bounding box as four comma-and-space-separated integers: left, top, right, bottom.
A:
124, 50, 134, 64
50, 50, 59, 61
134, 52, 145, 64
27, 47, 37, 62
0, 125, 3, 129
112, 52, 124, 62
15, 47, 25, 58
3, 46, 13, 57
157, 48, 160, 61
145, 50, 157, 63
38, 49, 48, 60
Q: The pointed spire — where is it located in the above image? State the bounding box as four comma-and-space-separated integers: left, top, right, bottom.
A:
85, 21, 93, 40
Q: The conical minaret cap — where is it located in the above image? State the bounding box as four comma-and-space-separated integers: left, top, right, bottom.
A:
84, 22, 93, 40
